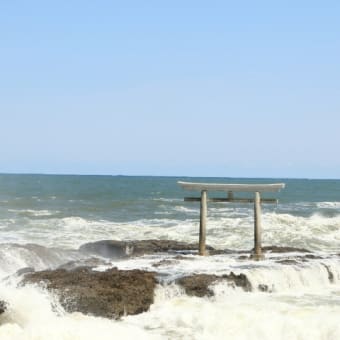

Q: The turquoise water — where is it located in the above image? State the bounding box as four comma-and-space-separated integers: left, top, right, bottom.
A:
0, 174, 339, 250
1, 174, 340, 221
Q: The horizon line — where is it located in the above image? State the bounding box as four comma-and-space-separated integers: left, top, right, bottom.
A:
0, 172, 339, 181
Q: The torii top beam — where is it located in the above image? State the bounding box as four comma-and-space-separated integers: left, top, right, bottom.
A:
177, 181, 285, 193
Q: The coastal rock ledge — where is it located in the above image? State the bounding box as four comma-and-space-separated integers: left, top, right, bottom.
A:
177, 272, 252, 297
22, 267, 156, 319
20, 268, 254, 319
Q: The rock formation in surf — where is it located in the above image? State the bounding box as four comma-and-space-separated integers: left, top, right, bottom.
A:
22, 267, 156, 319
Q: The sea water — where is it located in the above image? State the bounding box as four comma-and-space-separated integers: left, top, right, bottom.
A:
0, 174, 340, 339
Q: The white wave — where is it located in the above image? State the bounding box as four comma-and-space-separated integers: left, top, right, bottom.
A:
1, 210, 340, 252
1, 247, 340, 339
0, 283, 159, 340
152, 198, 183, 203
154, 283, 186, 301
173, 206, 199, 213
245, 259, 340, 293
8, 209, 59, 217
0, 243, 82, 278
103, 251, 340, 295
127, 290, 340, 340
316, 202, 340, 209
262, 212, 340, 251
126, 259, 340, 339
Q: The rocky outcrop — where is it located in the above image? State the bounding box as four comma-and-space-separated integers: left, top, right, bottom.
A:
177, 272, 252, 297
57, 257, 111, 271
22, 267, 156, 319
79, 239, 215, 258
17, 240, 319, 319
79, 239, 312, 259
262, 246, 310, 253
177, 274, 219, 297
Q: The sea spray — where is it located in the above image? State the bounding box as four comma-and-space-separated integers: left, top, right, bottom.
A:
126, 291, 340, 340
0, 283, 159, 340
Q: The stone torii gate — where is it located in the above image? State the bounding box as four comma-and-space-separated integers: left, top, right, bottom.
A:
178, 181, 285, 260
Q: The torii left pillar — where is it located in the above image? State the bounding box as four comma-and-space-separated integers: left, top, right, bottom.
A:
199, 190, 207, 255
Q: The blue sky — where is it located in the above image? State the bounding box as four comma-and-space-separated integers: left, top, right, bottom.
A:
1, 1, 339, 178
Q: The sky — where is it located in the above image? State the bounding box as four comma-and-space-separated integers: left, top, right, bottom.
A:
1, 1, 339, 178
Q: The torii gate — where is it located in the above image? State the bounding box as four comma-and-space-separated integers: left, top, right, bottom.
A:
178, 181, 285, 260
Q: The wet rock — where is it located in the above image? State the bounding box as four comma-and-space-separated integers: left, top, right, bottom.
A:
58, 257, 111, 271
321, 263, 334, 283
80, 239, 313, 260
223, 272, 252, 291
258, 284, 269, 292
130, 239, 213, 254
177, 272, 252, 297
262, 246, 310, 253
79, 239, 215, 259
152, 259, 180, 268
1, 267, 35, 284
79, 240, 129, 258
276, 259, 299, 265
303, 254, 323, 260
22, 267, 156, 319
177, 274, 219, 297
0, 300, 7, 314
16, 267, 35, 276
174, 255, 195, 260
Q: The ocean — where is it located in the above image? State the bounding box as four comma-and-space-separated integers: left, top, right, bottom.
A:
0, 174, 340, 339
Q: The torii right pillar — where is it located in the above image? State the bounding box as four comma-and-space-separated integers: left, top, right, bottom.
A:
253, 191, 264, 260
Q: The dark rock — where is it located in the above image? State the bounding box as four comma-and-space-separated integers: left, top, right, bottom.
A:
303, 254, 323, 260
58, 257, 111, 271
177, 274, 219, 297
79, 240, 129, 258
1, 267, 35, 284
258, 284, 269, 292
282, 254, 324, 263
221, 272, 252, 291
80, 239, 312, 260
262, 246, 310, 253
0, 300, 7, 314
79, 239, 215, 259
22, 267, 156, 319
152, 259, 180, 268
174, 255, 195, 260
177, 272, 252, 297
321, 263, 334, 283
15, 267, 35, 276
276, 254, 323, 264
276, 259, 299, 265
130, 239, 213, 254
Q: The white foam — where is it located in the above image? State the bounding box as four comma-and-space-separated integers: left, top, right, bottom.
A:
316, 202, 340, 209
8, 209, 59, 217
0, 283, 160, 340
1, 248, 340, 339
99, 252, 340, 295
1, 209, 340, 254
0, 244, 81, 278
127, 290, 340, 340
245, 260, 340, 294
262, 212, 340, 251
173, 206, 198, 213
